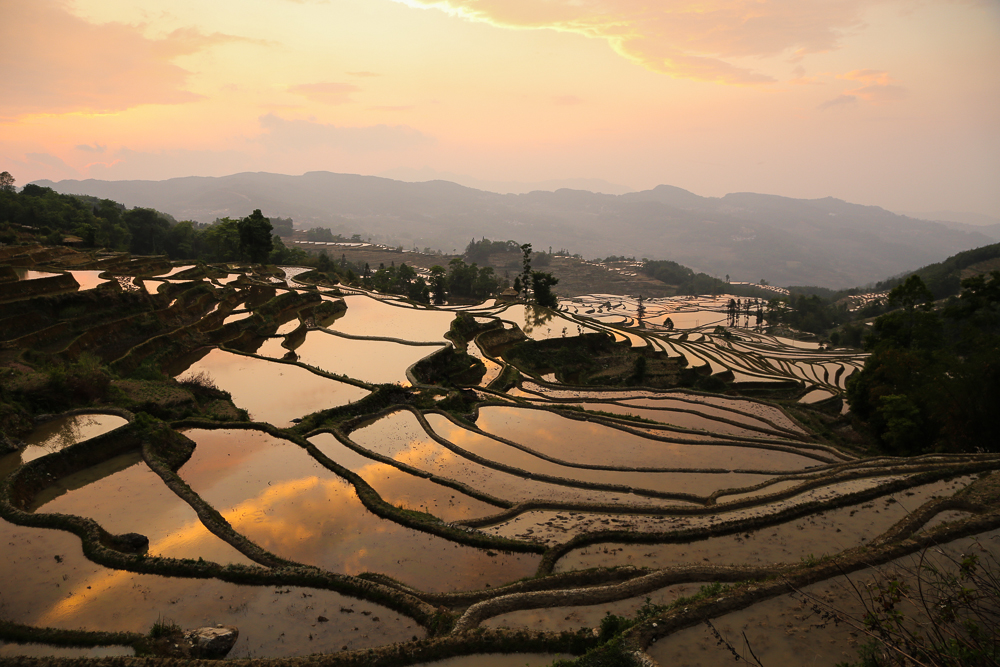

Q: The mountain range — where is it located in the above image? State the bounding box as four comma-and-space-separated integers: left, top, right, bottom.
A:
32, 172, 997, 289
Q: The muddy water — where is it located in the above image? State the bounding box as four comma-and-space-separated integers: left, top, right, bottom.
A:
474, 406, 821, 471
0, 519, 424, 657
425, 413, 769, 499
258, 330, 442, 385
34, 455, 253, 565
484, 582, 706, 633
178, 428, 539, 592
646, 529, 1000, 667
326, 295, 456, 341
554, 477, 974, 572
16, 413, 128, 464
352, 412, 691, 507
309, 432, 500, 522
174, 348, 369, 426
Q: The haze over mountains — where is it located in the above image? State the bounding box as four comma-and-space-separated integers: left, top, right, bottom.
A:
33, 172, 996, 289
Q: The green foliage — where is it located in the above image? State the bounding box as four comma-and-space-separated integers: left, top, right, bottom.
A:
531, 270, 559, 308
876, 241, 1000, 299
148, 616, 181, 639
464, 237, 521, 264
848, 272, 1000, 453
237, 209, 274, 263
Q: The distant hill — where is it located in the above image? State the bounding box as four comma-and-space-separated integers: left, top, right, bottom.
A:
33, 172, 994, 289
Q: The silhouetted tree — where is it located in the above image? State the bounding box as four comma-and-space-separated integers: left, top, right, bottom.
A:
238, 209, 273, 263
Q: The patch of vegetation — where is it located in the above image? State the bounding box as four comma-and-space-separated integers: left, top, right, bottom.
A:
847, 272, 1000, 454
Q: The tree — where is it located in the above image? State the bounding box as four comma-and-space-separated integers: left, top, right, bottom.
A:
430, 266, 447, 305
520, 243, 533, 301
0, 171, 15, 193
123, 208, 169, 255
238, 209, 273, 264
531, 270, 559, 308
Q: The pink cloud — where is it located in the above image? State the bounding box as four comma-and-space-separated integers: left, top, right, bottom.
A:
394, 0, 873, 84
2, 1, 257, 117
822, 68, 907, 107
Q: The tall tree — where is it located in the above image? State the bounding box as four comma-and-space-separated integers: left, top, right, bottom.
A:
0, 171, 15, 193
520, 243, 533, 301
238, 209, 274, 264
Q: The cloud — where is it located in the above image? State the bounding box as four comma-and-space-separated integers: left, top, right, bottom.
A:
287, 82, 361, 105
822, 68, 907, 107
75, 144, 107, 153
258, 114, 434, 152
2, 1, 259, 117
819, 94, 859, 110
392, 0, 873, 84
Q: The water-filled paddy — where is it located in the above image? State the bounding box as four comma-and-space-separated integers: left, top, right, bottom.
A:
66, 270, 109, 290
425, 413, 769, 498
351, 411, 685, 507
257, 330, 442, 385
174, 348, 369, 426
34, 455, 253, 565
484, 582, 705, 633
498, 304, 598, 340
178, 428, 539, 592
0, 515, 423, 657
325, 295, 456, 341
646, 529, 1000, 667
17, 413, 128, 464
309, 432, 500, 521
475, 406, 822, 471
554, 477, 973, 572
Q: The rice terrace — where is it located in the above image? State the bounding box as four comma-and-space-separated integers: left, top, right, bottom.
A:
2, 234, 1000, 666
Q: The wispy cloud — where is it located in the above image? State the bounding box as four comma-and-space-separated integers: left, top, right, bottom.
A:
821, 68, 907, 108
75, 144, 107, 154
391, 0, 873, 84
287, 82, 361, 105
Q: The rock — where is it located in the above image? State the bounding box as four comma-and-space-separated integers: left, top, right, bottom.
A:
184, 625, 239, 659
317, 616, 329, 623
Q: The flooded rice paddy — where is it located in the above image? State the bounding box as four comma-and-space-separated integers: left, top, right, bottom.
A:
179, 428, 539, 591
174, 348, 369, 426
2, 266, 997, 664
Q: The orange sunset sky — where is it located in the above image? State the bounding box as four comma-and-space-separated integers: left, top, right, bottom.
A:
2, 0, 999, 217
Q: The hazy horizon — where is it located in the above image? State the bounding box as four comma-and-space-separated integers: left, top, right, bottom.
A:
3, 0, 999, 219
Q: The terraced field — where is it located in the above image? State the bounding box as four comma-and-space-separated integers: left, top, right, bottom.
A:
1, 246, 999, 666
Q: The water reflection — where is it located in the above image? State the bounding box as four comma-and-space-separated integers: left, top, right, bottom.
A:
475, 406, 821, 471
174, 348, 369, 426
258, 330, 442, 386
179, 428, 539, 592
